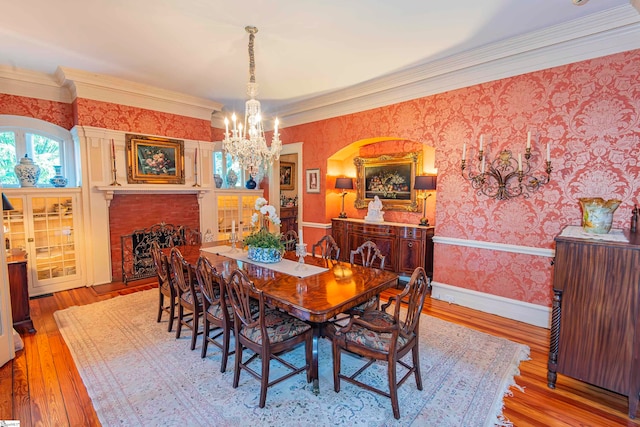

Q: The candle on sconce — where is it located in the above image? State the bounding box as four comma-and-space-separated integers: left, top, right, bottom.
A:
479, 135, 484, 152
274, 118, 279, 136
527, 132, 531, 150
462, 143, 467, 161
546, 143, 550, 162
224, 118, 229, 135
518, 153, 523, 171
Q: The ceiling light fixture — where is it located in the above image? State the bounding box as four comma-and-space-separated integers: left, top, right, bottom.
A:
223, 26, 282, 177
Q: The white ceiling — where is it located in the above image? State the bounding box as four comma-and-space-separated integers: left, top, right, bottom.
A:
0, 0, 638, 121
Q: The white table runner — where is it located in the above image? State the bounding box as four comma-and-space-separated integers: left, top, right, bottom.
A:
201, 246, 328, 278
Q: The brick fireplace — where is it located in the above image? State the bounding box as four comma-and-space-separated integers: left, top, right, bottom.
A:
108, 193, 200, 281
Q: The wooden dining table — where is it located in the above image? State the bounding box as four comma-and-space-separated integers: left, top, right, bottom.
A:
175, 244, 399, 393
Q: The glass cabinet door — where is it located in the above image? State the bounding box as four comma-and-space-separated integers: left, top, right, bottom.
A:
216, 191, 262, 240
31, 196, 76, 281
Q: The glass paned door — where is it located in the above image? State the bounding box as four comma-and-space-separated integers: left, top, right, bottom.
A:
31, 196, 75, 282
216, 192, 261, 240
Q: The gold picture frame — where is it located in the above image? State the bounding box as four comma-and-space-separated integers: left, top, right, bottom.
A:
280, 161, 295, 190
354, 151, 422, 211
126, 134, 185, 184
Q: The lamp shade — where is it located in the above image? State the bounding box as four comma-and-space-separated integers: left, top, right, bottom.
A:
335, 177, 354, 190
2, 193, 14, 211
414, 175, 437, 191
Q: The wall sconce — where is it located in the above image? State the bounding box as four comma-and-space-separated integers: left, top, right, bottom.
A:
335, 177, 354, 218
461, 133, 552, 200
414, 175, 437, 226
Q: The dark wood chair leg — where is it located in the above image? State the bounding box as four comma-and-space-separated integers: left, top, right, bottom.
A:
167, 298, 175, 332
157, 292, 164, 322
233, 342, 242, 388
201, 318, 209, 358
259, 351, 270, 408
175, 305, 184, 339
388, 356, 400, 419
412, 344, 423, 390
190, 310, 199, 350
221, 329, 231, 373
332, 342, 341, 392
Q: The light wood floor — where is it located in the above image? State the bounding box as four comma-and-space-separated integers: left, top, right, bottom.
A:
1, 283, 639, 427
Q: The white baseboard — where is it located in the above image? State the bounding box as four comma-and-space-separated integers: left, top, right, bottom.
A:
430, 281, 551, 329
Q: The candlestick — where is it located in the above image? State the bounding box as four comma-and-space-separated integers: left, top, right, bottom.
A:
109, 139, 121, 186
232, 220, 236, 236
298, 228, 304, 245
192, 147, 200, 187
527, 132, 531, 150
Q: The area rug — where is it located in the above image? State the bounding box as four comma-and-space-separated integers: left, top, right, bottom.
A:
54, 290, 529, 427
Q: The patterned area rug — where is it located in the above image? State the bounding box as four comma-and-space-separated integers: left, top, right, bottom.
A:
54, 290, 529, 427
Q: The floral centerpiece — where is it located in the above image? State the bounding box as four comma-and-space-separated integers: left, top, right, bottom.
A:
244, 198, 284, 263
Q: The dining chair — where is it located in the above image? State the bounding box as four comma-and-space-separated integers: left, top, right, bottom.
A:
329, 266, 430, 419
226, 268, 313, 408
170, 247, 203, 351
195, 256, 234, 372
280, 229, 298, 251
150, 240, 176, 332
311, 235, 340, 260
347, 240, 387, 316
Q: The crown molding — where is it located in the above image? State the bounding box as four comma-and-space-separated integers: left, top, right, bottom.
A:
0, 65, 72, 103
274, 4, 640, 128
56, 67, 223, 121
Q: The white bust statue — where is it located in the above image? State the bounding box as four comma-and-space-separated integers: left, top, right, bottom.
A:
364, 196, 385, 223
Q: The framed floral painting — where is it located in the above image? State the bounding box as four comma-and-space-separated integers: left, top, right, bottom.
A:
354, 152, 422, 211
125, 134, 185, 184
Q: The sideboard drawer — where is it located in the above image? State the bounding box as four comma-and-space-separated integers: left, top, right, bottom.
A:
351, 223, 395, 236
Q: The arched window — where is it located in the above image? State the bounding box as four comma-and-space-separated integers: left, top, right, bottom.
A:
0, 115, 76, 187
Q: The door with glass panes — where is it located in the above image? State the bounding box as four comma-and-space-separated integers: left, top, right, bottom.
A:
3, 193, 81, 296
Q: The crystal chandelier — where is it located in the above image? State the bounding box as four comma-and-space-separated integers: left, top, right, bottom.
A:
223, 26, 282, 177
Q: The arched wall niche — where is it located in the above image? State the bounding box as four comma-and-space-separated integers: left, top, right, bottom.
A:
325, 137, 436, 223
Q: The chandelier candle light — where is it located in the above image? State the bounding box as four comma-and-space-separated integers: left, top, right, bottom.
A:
223, 26, 282, 177
461, 132, 552, 200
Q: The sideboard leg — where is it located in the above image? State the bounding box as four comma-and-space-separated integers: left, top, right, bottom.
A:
547, 289, 562, 389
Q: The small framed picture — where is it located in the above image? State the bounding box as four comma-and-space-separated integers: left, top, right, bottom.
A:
306, 168, 320, 193
280, 162, 295, 190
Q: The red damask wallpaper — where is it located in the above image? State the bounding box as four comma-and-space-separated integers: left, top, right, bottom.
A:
0, 94, 73, 129
75, 99, 212, 141
283, 49, 640, 306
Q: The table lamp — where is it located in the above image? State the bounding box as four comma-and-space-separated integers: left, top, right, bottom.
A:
414, 175, 437, 226
335, 177, 354, 219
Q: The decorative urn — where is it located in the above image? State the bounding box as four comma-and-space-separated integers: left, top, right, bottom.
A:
579, 197, 621, 234
49, 165, 68, 188
14, 154, 40, 187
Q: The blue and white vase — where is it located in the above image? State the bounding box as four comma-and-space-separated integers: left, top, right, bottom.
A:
226, 170, 238, 187
247, 246, 283, 263
14, 154, 40, 187
49, 166, 68, 188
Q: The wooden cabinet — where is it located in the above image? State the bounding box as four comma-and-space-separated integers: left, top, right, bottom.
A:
332, 218, 434, 276
280, 206, 298, 234
3, 191, 82, 297
548, 226, 640, 418
8, 253, 35, 334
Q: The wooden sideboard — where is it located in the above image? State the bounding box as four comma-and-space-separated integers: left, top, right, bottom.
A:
8, 253, 36, 334
331, 218, 434, 277
548, 226, 639, 418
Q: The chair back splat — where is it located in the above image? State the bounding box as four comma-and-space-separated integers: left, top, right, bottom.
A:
311, 235, 340, 260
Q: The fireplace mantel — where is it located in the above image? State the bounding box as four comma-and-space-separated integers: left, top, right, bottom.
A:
95, 185, 210, 206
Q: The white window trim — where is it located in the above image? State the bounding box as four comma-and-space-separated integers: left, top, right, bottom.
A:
0, 115, 76, 187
